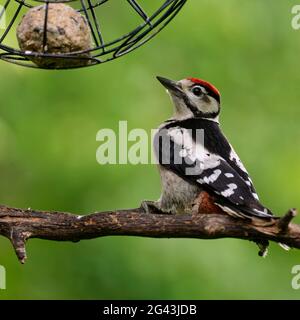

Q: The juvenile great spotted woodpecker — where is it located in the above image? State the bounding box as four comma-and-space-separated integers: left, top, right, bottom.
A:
142, 76, 274, 221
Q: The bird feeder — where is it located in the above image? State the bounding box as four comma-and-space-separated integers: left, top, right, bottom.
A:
0, 0, 187, 69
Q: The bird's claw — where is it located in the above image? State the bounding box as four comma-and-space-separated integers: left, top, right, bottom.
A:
256, 240, 269, 258
141, 200, 161, 214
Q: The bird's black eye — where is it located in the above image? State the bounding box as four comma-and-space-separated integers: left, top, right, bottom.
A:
192, 86, 203, 96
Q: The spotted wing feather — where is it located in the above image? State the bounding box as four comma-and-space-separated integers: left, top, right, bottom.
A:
154, 125, 273, 219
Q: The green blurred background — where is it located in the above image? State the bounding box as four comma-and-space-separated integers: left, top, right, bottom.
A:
0, 0, 300, 299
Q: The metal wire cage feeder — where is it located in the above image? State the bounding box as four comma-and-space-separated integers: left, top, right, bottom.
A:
0, 0, 187, 69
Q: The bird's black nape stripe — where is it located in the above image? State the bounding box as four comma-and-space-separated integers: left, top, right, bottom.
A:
182, 94, 219, 119
207, 90, 220, 103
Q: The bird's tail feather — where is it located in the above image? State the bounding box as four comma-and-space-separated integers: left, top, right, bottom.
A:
216, 201, 273, 220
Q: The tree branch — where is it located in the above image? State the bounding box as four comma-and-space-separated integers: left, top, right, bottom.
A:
0, 204, 298, 263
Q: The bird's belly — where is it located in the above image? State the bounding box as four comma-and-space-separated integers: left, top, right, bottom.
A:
158, 166, 201, 214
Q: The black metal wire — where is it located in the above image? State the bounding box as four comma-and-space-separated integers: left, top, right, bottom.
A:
126, 0, 152, 26
0, 0, 187, 69
87, 0, 104, 51
42, 1, 49, 52
0, 0, 9, 20
114, 0, 185, 58
0, 0, 23, 43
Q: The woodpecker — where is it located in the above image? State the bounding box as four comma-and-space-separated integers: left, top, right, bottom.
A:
142, 76, 274, 221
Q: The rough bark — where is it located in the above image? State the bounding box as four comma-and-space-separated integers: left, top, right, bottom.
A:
0, 205, 298, 263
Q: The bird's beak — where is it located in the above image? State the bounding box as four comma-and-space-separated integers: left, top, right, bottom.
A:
156, 76, 182, 95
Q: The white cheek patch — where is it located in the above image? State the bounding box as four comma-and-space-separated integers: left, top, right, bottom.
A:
206, 96, 219, 113
186, 92, 219, 115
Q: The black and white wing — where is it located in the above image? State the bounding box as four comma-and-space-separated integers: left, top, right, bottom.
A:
154, 125, 273, 219
225, 144, 259, 200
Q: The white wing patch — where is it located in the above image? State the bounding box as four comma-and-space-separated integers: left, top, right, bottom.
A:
252, 193, 259, 200
198, 169, 221, 184
167, 127, 220, 169
229, 146, 257, 196
220, 183, 238, 198
179, 149, 188, 157
225, 173, 234, 178
229, 148, 248, 174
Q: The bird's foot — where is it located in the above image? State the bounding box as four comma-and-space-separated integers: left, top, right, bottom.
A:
256, 240, 269, 258
141, 200, 162, 214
